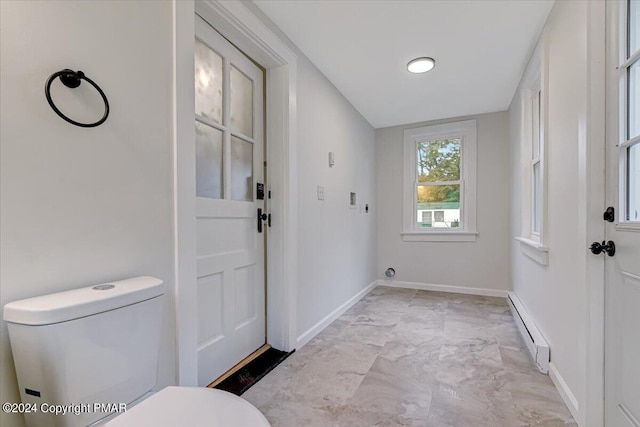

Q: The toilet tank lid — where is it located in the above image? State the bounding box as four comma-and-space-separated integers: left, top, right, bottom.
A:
3, 276, 164, 326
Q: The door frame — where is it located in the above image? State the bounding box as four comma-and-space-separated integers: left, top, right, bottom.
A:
172, 0, 298, 386
582, 1, 606, 426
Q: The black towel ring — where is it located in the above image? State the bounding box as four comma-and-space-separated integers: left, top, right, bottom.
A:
45, 69, 109, 128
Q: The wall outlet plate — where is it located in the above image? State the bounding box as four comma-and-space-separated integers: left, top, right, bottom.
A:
317, 185, 325, 201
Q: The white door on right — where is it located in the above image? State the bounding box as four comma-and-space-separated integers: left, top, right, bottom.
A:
605, 1, 640, 426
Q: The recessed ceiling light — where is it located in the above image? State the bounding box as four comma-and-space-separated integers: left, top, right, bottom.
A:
407, 57, 436, 74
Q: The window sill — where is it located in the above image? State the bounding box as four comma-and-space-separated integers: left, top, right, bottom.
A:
515, 236, 549, 266
401, 231, 478, 242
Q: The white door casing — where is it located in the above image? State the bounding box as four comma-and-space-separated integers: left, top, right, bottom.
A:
582, 1, 606, 426
194, 14, 265, 386
604, 1, 640, 426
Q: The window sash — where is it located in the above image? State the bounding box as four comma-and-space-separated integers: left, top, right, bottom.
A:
523, 84, 544, 241
414, 181, 464, 230
532, 160, 541, 235
414, 139, 463, 183
532, 90, 541, 162
531, 87, 542, 237
416, 180, 462, 187
413, 138, 464, 230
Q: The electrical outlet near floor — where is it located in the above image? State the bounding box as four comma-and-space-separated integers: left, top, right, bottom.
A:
317, 185, 325, 201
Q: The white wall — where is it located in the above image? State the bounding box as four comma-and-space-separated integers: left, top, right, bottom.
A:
244, 2, 378, 340
509, 0, 592, 421
0, 2, 176, 426
376, 112, 510, 292
295, 57, 377, 336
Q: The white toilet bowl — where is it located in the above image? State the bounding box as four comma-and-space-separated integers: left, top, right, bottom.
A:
104, 387, 269, 427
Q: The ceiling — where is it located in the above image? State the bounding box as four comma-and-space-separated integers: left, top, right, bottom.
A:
254, 0, 554, 129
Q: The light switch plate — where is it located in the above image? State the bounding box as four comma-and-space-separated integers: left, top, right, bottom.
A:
317, 185, 325, 200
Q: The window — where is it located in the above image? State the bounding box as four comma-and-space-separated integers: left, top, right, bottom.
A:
621, 0, 640, 223
402, 120, 477, 242
521, 74, 545, 243
515, 36, 549, 265
416, 138, 461, 229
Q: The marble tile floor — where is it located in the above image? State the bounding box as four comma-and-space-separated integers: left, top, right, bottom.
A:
243, 286, 576, 427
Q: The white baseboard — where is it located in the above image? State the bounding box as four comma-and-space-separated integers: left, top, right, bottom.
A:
549, 362, 580, 422
378, 279, 508, 298
295, 280, 378, 348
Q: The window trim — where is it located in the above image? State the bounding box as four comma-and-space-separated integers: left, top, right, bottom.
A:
516, 33, 549, 264
402, 119, 477, 242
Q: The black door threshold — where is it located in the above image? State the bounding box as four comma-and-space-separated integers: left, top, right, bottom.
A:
213, 348, 294, 396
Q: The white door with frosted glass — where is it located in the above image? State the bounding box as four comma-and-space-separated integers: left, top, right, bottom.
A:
194, 15, 265, 386
605, 1, 640, 425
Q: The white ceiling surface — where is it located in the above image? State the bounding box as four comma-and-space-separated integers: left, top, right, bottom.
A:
254, 0, 554, 129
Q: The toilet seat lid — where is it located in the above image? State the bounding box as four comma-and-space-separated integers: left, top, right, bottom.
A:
105, 387, 270, 427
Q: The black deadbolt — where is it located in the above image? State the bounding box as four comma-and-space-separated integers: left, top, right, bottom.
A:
603, 207, 615, 222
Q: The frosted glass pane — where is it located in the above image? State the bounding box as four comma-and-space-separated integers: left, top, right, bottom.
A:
416, 138, 460, 182
195, 39, 223, 124
195, 121, 223, 199
230, 66, 253, 137
416, 184, 460, 228
628, 143, 639, 221
231, 136, 253, 201
630, 0, 639, 55
630, 60, 640, 139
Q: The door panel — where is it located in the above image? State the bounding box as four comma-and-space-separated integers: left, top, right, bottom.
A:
197, 273, 224, 345
194, 14, 265, 386
605, 1, 640, 425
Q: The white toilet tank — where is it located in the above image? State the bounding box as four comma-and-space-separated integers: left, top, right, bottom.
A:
3, 277, 164, 427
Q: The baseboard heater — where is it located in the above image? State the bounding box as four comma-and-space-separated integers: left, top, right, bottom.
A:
507, 292, 550, 374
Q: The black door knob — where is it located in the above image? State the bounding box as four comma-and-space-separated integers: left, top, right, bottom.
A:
589, 240, 615, 257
